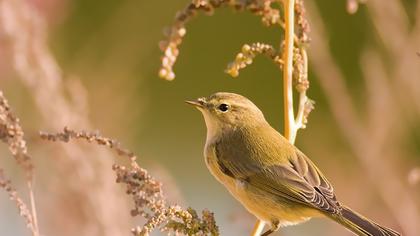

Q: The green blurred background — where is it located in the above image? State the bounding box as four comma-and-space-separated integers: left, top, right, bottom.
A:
1, 0, 420, 235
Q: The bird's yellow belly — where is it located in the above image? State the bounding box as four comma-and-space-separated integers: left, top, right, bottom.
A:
205, 153, 321, 226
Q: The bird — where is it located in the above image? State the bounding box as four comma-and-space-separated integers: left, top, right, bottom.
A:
186, 92, 400, 236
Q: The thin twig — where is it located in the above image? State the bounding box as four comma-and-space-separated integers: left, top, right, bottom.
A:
27, 181, 39, 236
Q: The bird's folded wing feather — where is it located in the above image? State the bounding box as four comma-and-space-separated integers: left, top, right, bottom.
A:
214, 143, 341, 214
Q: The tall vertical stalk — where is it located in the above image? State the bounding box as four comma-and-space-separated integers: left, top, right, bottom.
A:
251, 0, 297, 235
283, 0, 296, 142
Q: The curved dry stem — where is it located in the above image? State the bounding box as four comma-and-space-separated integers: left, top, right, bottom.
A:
159, 0, 283, 80
226, 43, 282, 77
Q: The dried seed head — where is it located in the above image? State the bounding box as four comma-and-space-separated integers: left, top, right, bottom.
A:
41, 128, 219, 236
295, 0, 311, 45
159, 0, 285, 80
0, 91, 33, 180
0, 169, 36, 232
226, 42, 281, 77
302, 99, 315, 129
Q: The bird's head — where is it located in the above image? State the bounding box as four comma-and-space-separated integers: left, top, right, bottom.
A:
186, 92, 267, 139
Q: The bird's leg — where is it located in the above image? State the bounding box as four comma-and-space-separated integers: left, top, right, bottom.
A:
260, 220, 279, 236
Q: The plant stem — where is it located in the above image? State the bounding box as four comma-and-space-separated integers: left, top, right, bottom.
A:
27, 181, 39, 236
251, 0, 296, 235
283, 0, 296, 142
250, 220, 266, 236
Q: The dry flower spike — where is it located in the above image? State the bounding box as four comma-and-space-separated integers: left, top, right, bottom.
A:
159, 0, 284, 80
41, 127, 220, 236
0, 91, 38, 236
0, 91, 33, 179
0, 169, 37, 232
226, 43, 282, 77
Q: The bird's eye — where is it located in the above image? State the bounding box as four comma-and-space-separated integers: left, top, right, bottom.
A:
218, 103, 229, 112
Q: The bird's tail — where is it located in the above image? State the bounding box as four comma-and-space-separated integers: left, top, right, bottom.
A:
331, 205, 401, 236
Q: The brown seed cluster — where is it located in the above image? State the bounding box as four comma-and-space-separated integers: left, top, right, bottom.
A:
0, 91, 37, 235
295, 0, 310, 46
293, 48, 308, 93
0, 169, 37, 232
159, 0, 284, 80
41, 128, 220, 236
302, 98, 315, 129
40, 127, 136, 161
163, 207, 219, 236
0, 91, 33, 179
226, 43, 282, 77
292, 48, 314, 129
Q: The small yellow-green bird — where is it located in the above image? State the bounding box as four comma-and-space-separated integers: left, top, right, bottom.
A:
186, 92, 400, 236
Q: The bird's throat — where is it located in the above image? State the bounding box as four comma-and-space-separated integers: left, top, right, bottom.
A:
200, 111, 220, 143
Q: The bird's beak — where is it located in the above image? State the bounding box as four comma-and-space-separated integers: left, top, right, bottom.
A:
185, 97, 206, 108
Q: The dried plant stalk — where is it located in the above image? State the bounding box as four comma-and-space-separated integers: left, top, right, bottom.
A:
0, 91, 39, 236
0, 0, 133, 234
41, 127, 220, 236
282, 0, 297, 142
0, 169, 37, 233
159, 0, 283, 81
0, 91, 33, 179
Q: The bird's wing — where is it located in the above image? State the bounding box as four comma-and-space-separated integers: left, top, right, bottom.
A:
214, 142, 341, 214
